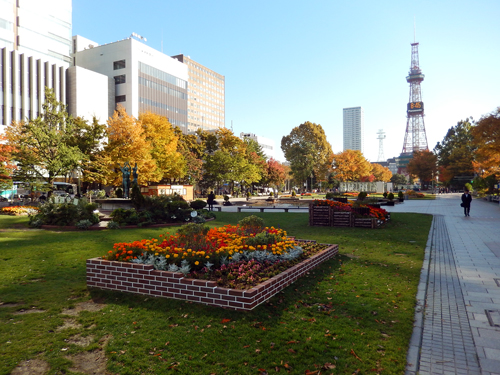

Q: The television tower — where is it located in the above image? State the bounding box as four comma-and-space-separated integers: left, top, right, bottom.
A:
377, 129, 386, 161
402, 42, 428, 153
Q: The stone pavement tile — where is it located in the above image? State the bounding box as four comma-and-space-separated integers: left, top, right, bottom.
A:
479, 358, 500, 373
474, 337, 500, 350
484, 347, 500, 360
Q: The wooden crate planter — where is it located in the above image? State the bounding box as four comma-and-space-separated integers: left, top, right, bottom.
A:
87, 241, 339, 311
309, 205, 332, 226
333, 212, 352, 227
353, 217, 378, 228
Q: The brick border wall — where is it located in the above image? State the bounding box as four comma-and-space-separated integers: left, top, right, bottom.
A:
86, 243, 339, 311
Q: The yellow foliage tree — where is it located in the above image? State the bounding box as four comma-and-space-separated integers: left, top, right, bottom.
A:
371, 163, 393, 182
331, 150, 373, 182
139, 112, 184, 182
91, 106, 156, 186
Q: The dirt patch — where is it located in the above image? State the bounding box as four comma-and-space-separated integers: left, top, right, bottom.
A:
66, 334, 95, 347
61, 301, 106, 316
66, 350, 109, 375
0, 302, 22, 308
13, 308, 46, 315
56, 319, 83, 331
10, 359, 50, 375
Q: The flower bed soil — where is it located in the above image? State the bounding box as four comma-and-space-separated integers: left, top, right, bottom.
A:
87, 241, 338, 311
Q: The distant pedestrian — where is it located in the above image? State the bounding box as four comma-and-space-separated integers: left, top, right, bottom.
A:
461, 189, 472, 217
207, 191, 215, 211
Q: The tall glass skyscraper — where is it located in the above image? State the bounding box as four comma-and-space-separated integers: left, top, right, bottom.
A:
343, 106, 364, 153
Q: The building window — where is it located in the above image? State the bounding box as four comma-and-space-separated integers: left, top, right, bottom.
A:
115, 95, 126, 103
114, 75, 126, 84
113, 60, 126, 70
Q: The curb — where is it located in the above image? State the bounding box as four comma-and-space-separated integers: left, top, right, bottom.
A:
405, 215, 435, 374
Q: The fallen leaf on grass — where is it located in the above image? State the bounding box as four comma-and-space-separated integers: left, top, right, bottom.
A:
350, 349, 362, 361
221, 318, 231, 323
287, 349, 296, 353
323, 363, 336, 369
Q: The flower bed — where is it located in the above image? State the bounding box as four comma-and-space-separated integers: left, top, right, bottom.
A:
309, 200, 389, 228
0, 206, 39, 216
87, 241, 338, 311
88, 218, 339, 310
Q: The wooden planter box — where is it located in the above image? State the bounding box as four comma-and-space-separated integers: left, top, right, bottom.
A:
87, 241, 339, 311
353, 217, 378, 228
309, 205, 332, 226
333, 212, 352, 227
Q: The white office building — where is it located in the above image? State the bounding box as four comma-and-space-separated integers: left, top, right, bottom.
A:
343, 106, 364, 153
0, 0, 72, 128
240, 132, 275, 160
71, 36, 189, 132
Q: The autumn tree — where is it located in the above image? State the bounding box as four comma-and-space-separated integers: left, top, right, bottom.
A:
281, 122, 333, 189
371, 163, 392, 182
331, 150, 373, 182
0, 135, 17, 190
90, 106, 156, 186
407, 150, 438, 186
140, 112, 184, 182
264, 158, 287, 196
471, 107, 500, 178
434, 119, 475, 185
6, 88, 84, 187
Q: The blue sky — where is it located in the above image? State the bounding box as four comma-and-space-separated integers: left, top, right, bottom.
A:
73, 0, 500, 163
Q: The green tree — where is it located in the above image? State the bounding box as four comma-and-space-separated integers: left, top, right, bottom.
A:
5, 87, 84, 188
434, 119, 476, 185
390, 173, 407, 186
281, 122, 333, 190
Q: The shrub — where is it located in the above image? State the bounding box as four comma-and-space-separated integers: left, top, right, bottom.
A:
115, 188, 123, 198
223, 195, 230, 202
357, 192, 368, 201
76, 219, 93, 230
130, 184, 145, 209
398, 191, 404, 199
269, 191, 273, 197
291, 191, 296, 196
107, 221, 120, 229
28, 199, 100, 227
383, 192, 388, 198
190, 200, 207, 210
388, 193, 394, 201
238, 215, 265, 234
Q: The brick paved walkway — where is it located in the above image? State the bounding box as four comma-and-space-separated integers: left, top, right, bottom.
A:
384, 194, 500, 375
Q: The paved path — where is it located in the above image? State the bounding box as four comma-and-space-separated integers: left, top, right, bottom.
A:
383, 194, 500, 375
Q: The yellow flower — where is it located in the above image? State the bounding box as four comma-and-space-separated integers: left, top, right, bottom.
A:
195, 261, 199, 265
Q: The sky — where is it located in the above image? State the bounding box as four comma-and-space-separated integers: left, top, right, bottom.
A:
73, 0, 500, 163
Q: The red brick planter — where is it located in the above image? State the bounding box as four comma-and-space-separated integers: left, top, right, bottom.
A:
86, 242, 339, 311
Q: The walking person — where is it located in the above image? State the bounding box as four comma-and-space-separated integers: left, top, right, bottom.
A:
207, 191, 215, 211
461, 189, 472, 217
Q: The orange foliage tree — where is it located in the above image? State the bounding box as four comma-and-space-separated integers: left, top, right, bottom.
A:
0, 134, 17, 189
407, 150, 438, 185
331, 150, 373, 182
471, 107, 500, 178
371, 163, 393, 182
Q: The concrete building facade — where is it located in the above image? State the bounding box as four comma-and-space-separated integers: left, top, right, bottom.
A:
240, 132, 275, 160
0, 0, 72, 128
72, 36, 189, 132
343, 106, 364, 153
171, 54, 225, 133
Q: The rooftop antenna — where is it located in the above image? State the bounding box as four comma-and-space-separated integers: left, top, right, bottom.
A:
377, 129, 386, 162
413, 17, 416, 43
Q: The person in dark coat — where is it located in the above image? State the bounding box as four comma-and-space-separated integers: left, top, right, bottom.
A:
207, 191, 215, 211
461, 189, 472, 217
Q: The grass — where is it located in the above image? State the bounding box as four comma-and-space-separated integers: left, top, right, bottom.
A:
0, 211, 432, 374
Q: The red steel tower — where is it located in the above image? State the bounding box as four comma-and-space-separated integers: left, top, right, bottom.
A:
402, 42, 428, 153
397, 42, 428, 174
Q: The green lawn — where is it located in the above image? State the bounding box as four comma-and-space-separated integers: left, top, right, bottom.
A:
0, 212, 432, 374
